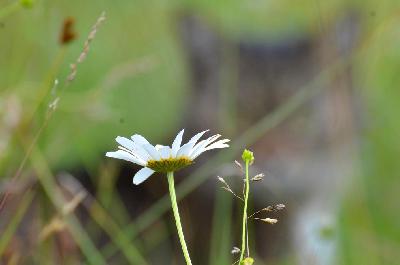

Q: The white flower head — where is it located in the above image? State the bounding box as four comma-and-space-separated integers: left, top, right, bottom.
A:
106, 129, 230, 185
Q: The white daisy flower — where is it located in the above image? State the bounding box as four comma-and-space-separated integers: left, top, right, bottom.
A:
106, 129, 230, 185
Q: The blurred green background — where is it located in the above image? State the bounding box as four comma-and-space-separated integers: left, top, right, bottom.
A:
1, 0, 400, 264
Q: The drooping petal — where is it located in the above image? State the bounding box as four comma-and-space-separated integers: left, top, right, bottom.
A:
171, 129, 184, 156
159, 146, 172, 159
142, 143, 162, 160
106, 150, 146, 166
133, 167, 155, 185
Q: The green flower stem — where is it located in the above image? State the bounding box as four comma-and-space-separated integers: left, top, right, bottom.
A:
239, 161, 250, 263
167, 172, 193, 265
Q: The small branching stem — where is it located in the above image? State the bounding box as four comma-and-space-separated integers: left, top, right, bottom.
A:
239, 160, 250, 263
167, 172, 192, 265
248, 207, 271, 219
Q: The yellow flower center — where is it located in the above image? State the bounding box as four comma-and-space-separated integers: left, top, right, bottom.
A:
146, 157, 193, 173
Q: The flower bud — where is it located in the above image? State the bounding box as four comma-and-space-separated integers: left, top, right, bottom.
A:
241, 149, 254, 164
240, 257, 254, 265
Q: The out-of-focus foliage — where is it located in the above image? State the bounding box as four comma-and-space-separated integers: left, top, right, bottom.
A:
0, 0, 188, 170
339, 4, 400, 264
1, 0, 400, 264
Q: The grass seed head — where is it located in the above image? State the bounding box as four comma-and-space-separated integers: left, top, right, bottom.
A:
231, 246, 241, 255
255, 217, 278, 224
251, 173, 264, 181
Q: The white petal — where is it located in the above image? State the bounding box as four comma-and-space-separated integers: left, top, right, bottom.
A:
133, 145, 151, 161
133, 167, 155, 185
142, 143, 162, 160
106, 150, 146, 166
171, 129, 184, 156
190, 138, 230, 159
205, 139, 230, 150
189, 140, 207, 158
200, 134, 221, 147
117, 137, 150, 161
177, 142, 194, 157
204, 139, 230, 151
177, 130, 209, 158
187, 130, 209, 146
206, 134, 222, 144
190, 148, 205, 159
155, 144, 164, 150
116, 136, 135, 150
189, 134, 221, 157
131, 134, 150, 146
130, 134, 157, 161
159, 146, 172, 159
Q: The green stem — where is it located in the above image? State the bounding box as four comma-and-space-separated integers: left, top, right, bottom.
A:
239, 161, 250, 263
167, 172, 193, 265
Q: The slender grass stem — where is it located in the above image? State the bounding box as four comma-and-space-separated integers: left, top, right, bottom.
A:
239, 161, 250, 263
167, 172, 192, 265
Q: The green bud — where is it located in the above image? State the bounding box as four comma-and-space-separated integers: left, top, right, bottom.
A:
20, 0, 34, 8
240, 257, 255, 265
242, 149, 254, 164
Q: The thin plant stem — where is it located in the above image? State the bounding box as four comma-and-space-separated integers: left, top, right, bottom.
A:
239, 161, 250, 263
167, 172, 192, 265
246, 220, 249, 257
